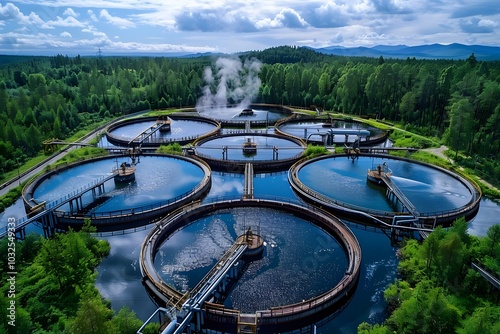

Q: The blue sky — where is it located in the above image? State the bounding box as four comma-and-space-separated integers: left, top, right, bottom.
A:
0, 0, 498, 55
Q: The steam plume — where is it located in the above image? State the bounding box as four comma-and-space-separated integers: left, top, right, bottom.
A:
196, 57, 262, 110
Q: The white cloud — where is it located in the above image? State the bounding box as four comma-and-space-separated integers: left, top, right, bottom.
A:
255, 8, 308, 29
99, 9, 135, 29
88, 9, 98, 22
0, 3, 45, 26
459, 17, 496, 34
0, 3, 24, 20
81, 25, 108, 38
478, 19, 498, 28
45, 16, 86, 28
63, 8, 79, 17
1, 0, 500, 55
309, 1, 350, 28
174, 9, 257, 33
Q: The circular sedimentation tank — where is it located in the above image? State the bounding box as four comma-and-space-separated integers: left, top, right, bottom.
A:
194, 133, 306, 172
140, 199, 361, 332
289, 154, 481, 226
106, 115, 220, 147
196, 104, 292, 126
23, 154, 211, 231
276, 117, 388, 145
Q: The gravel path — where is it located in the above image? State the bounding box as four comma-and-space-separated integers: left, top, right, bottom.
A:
423, 145, 454, 163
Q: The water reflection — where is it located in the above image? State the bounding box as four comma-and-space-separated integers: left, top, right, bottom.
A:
1, 158, 499, 334
196, 135, 304, 161
298, 156, 473, 214
468, 197, 500, 236
109, 119, 217, 141
154, 207, 348, 313
95, 229, 157, 321
32, 156, 205, 213
278, 120, 382, 143
198, 108, 287, 121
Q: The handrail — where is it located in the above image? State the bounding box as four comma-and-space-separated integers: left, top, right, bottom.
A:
59, 156, 211, 220
288, 154, 482, 224
139, 198, 362, 325
1, 109, 150, 192
381, 174, 419, 216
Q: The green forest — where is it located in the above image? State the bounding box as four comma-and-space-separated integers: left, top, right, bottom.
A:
1, 46, 500, 333
0, 221, 159, 333
1, 46, 500, 188
359, 220, 500, 334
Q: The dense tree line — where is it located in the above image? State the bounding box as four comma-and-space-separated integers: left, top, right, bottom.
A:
358, 219, 500, 333
1, 46, 500, 183
0, 221, 159, 333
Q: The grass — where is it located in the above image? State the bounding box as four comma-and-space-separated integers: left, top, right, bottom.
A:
49, 147, 109, 169
156, 143, 183, 155
0, 185, 22, 212
303, 144, 329, 158
0, 154, 47, 184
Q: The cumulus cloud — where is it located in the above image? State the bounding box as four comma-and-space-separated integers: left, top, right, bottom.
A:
0, 3, 44, 26
307, 1, 350, 28
255, 8, 309, 29
45, 16, 86, 28
88, 10, 98, 22
1, 0, 499, 55
329, 32, 344, 44
0, 34, 18, 48
478, 19, 498, 28
459, 17, 496, 33
0, 3, 23, 20
174, 9, 257, 32
175, 11, 223, 32
63, 8, 79, 18
82, 25, 108, 38
100, 9, 135, 29
370, 0, 412, 14
450, 0, 500, 18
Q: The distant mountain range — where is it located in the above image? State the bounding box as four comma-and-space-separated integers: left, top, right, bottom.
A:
2, 43, 499, 61
311, 43, 500, 61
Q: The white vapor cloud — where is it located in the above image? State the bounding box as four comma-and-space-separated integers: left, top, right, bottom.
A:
197, 57, 262, 110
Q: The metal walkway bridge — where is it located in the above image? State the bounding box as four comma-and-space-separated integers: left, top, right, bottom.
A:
171, 241, 249, 334
418, 232, 500, 291
128, 119, 169, 146
470, 262, 500, 291
243, 163, 254, 199
381, 174, 419, 217
1, 172, 117, 239
139, 235, 258, 334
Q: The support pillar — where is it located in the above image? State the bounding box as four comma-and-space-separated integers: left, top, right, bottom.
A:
194, 310, 202, 332
222, 146, 228, 160
16, 227, 26, 240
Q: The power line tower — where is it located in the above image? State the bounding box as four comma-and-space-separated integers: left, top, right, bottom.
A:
96, 47, 104, 72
